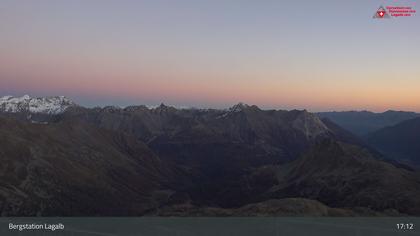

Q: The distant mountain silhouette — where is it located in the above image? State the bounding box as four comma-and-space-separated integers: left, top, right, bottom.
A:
318, 111, 420, 136
366, 117, 420, 166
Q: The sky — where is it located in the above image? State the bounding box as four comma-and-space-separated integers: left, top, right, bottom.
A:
0, 0, 419, 111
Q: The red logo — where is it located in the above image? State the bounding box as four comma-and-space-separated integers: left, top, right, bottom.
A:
373, 6, 390, 19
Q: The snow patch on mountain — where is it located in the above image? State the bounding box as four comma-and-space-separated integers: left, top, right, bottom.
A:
0, 95, 77, 114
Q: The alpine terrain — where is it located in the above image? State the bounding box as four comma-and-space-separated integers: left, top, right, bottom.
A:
1, 95, 420, 216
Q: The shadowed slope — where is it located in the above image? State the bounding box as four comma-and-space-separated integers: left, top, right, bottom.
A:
0, 116, 170, 216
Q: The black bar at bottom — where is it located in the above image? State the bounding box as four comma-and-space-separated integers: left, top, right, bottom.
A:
0, 217, 419, 236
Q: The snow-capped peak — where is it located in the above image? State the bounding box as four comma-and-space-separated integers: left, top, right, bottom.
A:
228, 103, 261, 113
229, 102, 250, 112
0, 95, 77, 114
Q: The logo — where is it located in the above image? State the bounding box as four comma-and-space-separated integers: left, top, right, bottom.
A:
373, 5, 416, 19
373, 6, 390, 18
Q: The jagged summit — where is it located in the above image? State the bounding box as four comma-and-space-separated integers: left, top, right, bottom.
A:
229, 102, 260, 112
158, 103, 169, 109
151, 103, 178, 113
0, 95, 77, 114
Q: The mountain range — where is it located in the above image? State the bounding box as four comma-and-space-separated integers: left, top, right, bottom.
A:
318, 110, 420, 136
366, 117, 420, 166
0, 95, 76, 115
1, 95, 420, 216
